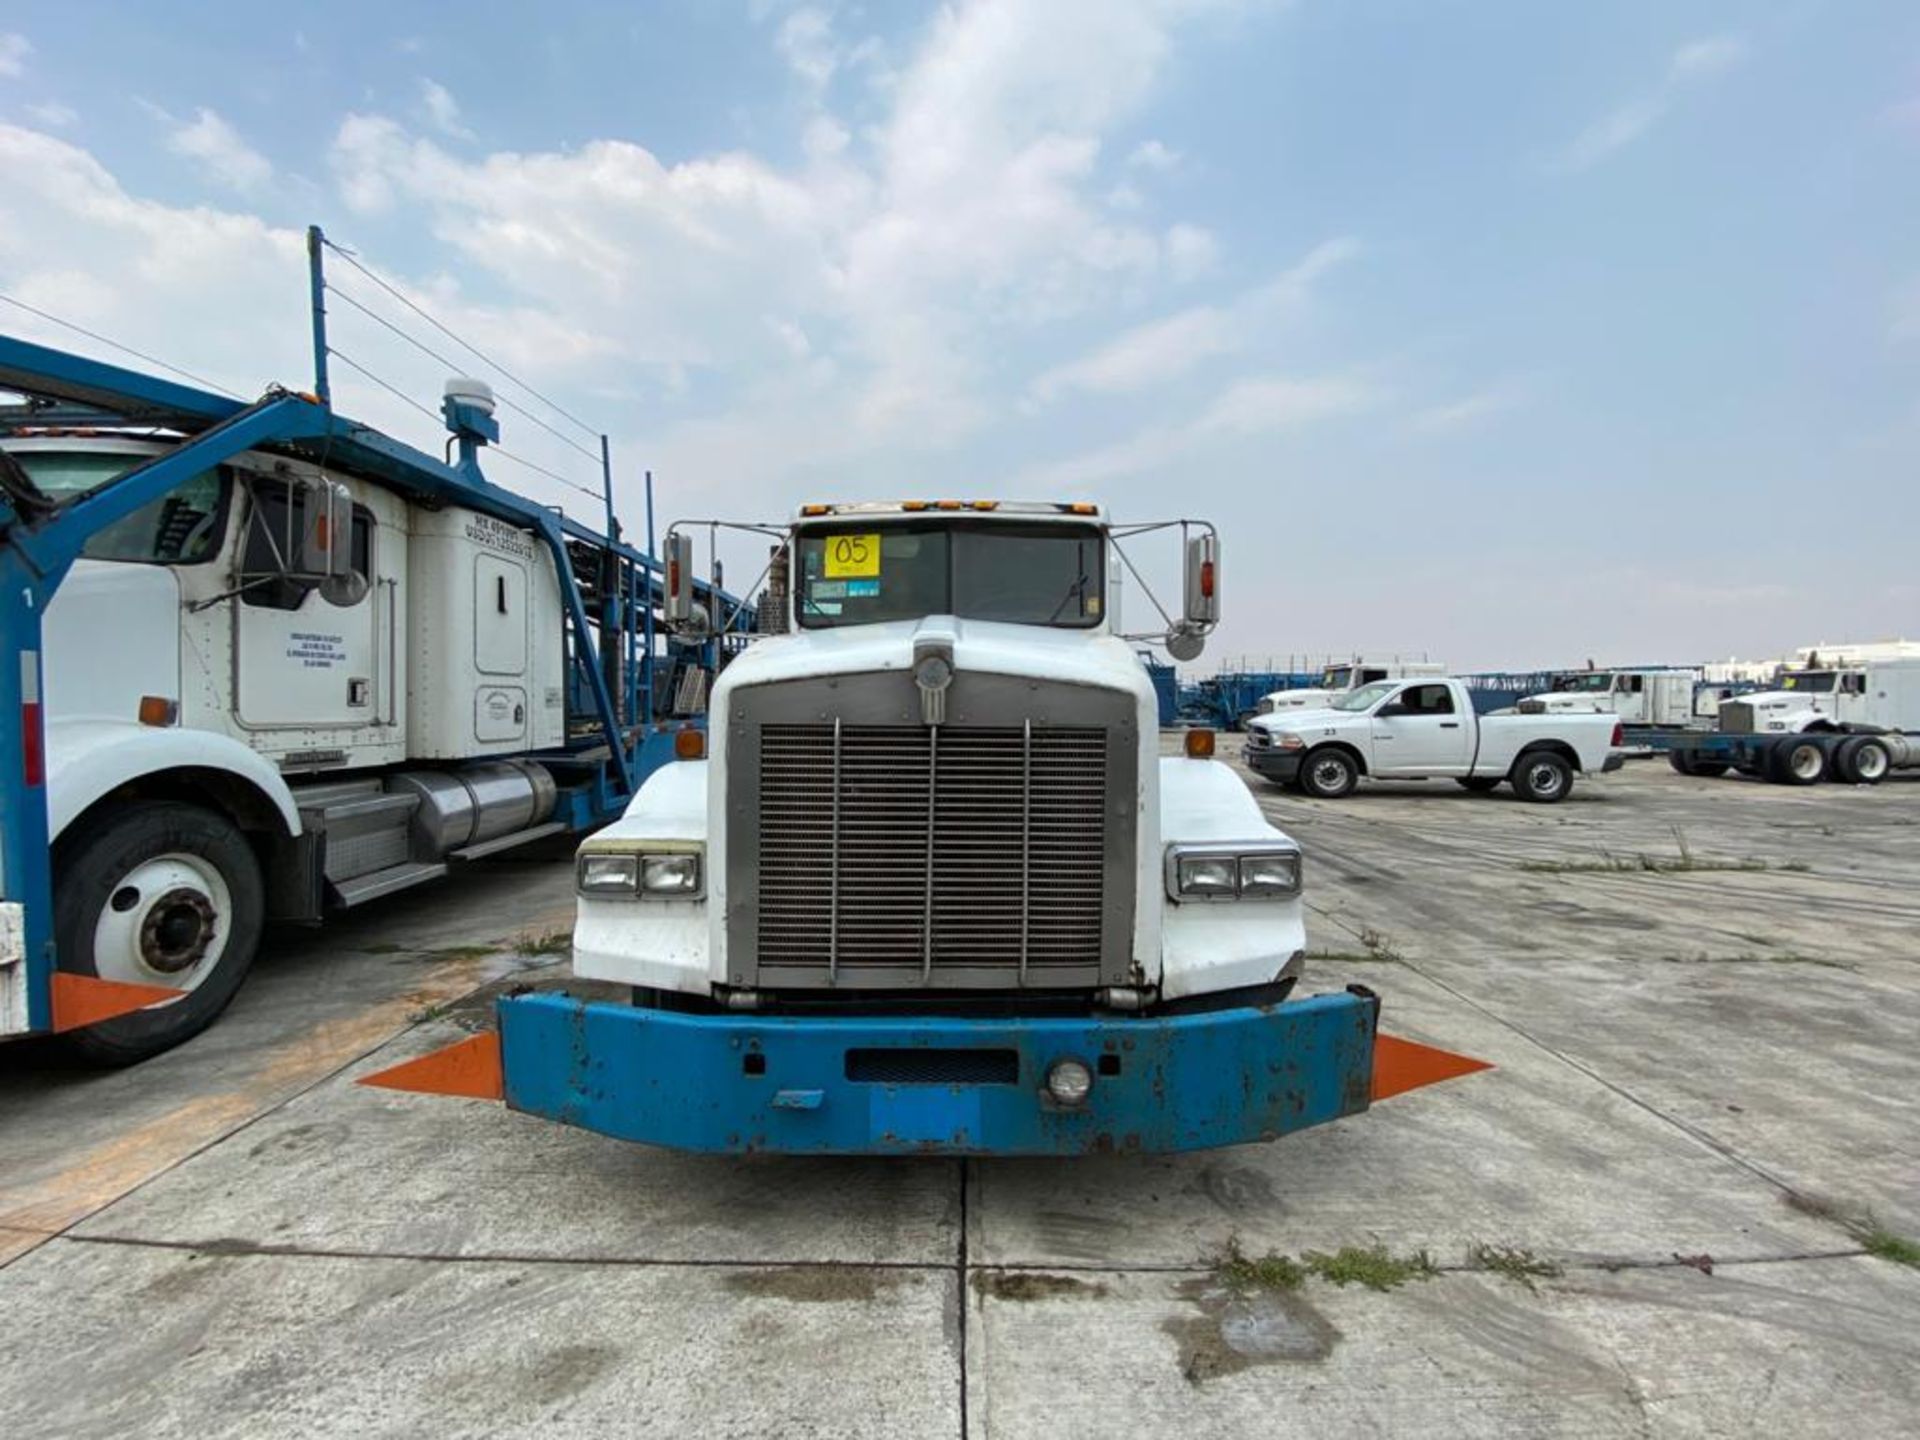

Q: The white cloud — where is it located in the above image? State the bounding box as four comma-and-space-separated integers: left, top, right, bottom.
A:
418, 79, 474, 140
0, 33, 28, 77
1029, 235, 1355, 402
1552, 32, 1747, 173
1127, 138, 1181, 172
1410, 382, 1528, 432
1018, 371, 1374, 489
26, 100, 76, 128
778, 7, 839, 90
165, 107, 272, 192
1164, 222, 1217, 281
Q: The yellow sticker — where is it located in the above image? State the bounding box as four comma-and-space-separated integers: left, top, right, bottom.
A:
824, 533, 881, 578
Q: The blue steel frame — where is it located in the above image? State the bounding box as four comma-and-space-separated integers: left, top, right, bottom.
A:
0, 331, 741, 1037
497, 988, 1380, 1156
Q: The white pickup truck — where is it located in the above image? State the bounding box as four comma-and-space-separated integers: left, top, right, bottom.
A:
1243, 677, 1624, 802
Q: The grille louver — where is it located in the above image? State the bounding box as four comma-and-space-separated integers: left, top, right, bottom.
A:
756, 723, 1108, 981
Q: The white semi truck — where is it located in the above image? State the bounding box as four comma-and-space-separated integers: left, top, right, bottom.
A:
369, 501, 1489, 1154
1, 333, 720, 1061
1516, 668, 1700, 728
1668, 659, 1920, 784
1255, 656, 1446, 716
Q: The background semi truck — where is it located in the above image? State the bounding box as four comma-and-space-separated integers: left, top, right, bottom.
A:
1254, 655, 1446, 717
0, 319, 737, 1061
1668, 659, 1920, 785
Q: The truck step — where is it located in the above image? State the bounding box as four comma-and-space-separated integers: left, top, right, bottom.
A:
447, 821, 569, 862
330, 861, 449, 909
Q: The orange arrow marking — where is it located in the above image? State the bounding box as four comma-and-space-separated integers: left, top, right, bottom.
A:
358, 1033, 503, 1101
50, 973, 186, 1033
1371, 1032, 1493, 1102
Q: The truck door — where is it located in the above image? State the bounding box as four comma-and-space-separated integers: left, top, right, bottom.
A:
1614, 674, 1645, 724
1371, 683, 1472, 775
233, 475, 380, 730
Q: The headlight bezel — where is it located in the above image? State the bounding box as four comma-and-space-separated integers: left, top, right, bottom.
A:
576, 843, 705, 901
1164, 842, 1303, 903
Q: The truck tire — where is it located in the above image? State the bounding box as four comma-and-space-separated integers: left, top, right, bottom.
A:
1510, 751, 1574, 804
53, 801, 264, 1066
1833, 735, 1891, 786
1766, 738, 1827, 786
1669, 751, 1730, 778
1455, 777, 1500, 793
1299, 747, 1360, 799
1668, 750, 1697, 776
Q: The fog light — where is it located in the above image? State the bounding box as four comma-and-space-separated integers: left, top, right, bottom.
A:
1045, 1059, 1094, 1107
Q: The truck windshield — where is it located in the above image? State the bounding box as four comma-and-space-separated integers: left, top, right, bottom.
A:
1554, 673, 1614, 692
1780, 671, 1836, 693
794, 521, 1104, 629
9, 449, 228, 564
1331, 681, 1397, 712
1322, 667, 1353, 688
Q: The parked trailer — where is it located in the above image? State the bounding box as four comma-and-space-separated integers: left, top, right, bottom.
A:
1668, 730, 1919, 785
0, 240, 746, 1060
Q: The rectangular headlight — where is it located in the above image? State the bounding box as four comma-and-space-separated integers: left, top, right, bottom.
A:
1165, 845, 1304, 902
641, 853, 702, 895
577, 854, 639, 895
1175, 854, 1238, 897
1238, 852, 1301, 896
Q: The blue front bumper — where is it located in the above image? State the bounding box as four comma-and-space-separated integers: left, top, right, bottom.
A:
496, 988, 1378, 1155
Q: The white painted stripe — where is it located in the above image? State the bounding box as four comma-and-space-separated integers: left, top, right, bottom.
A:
19, 651, 39, 705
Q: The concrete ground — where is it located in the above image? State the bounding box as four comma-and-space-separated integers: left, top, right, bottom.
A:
1, 759, 1916, 1437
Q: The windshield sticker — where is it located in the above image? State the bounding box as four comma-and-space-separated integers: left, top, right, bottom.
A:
812, 599, 843, 615
811, 579, 848, 599
825, 533, 881, 578
845, 578, 880, 598
1085, 594, 1101, 616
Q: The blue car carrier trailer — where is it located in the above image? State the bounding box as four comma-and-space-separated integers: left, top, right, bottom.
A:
0, 236, 746, 1059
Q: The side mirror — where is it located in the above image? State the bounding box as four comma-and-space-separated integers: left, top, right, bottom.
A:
299, 477, 369, 606
1183, 532, 1219, 626
665, 531, 695, 626
1374, 702, 1409, 718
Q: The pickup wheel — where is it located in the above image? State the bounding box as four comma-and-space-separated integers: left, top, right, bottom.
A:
1455, 777, 1501, 793
1299, 747, 1360, 799
53, 801, 264, 1066
1766, 738, 1827, 786
1832, 735, 1890, 786
1510, 751, 1574, 804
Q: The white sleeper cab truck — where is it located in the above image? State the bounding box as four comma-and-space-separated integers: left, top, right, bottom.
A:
1668, 660, 1920, 785
1256, 657, 1445, 717
1245, 678, 1624, 801
1517, 668, 1698, 728
0, 344, 685, 1063
371, 502, 1490, 1154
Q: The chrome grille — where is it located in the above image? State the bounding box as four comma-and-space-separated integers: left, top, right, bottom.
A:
1720, 702, 1757, 734
755, 723, 1108, 980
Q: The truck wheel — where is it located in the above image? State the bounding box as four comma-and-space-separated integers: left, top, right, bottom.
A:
1510, 751, 1574, 803
1767, 738, 1826, 786
53, 801, 264, 1065
1299, 748, 1359, 799
1455, 777, 1500, 793
1833, 736, 1890, 786
1668, 750, 1698, 776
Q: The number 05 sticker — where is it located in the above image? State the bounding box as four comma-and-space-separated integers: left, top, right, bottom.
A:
825, 533, 881, 578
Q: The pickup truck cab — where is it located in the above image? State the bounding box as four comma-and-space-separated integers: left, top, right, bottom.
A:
1244, 678, 1624, 803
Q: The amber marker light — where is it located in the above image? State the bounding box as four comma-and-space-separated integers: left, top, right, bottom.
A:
675, 729, 707, 760
1184, 729, 1216, 759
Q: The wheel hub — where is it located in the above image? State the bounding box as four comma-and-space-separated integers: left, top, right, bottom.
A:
1530, 764, 1561, 793
139, 888, 217, 974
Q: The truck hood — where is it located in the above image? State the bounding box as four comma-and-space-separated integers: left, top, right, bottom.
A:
1248, 705, 1346, 733
1736, 690, 1830, 711
1519, 692, 1609, 713
712, 617, 1154, 705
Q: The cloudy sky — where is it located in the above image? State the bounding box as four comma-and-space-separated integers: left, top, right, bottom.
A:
2, 1, 1917, 669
